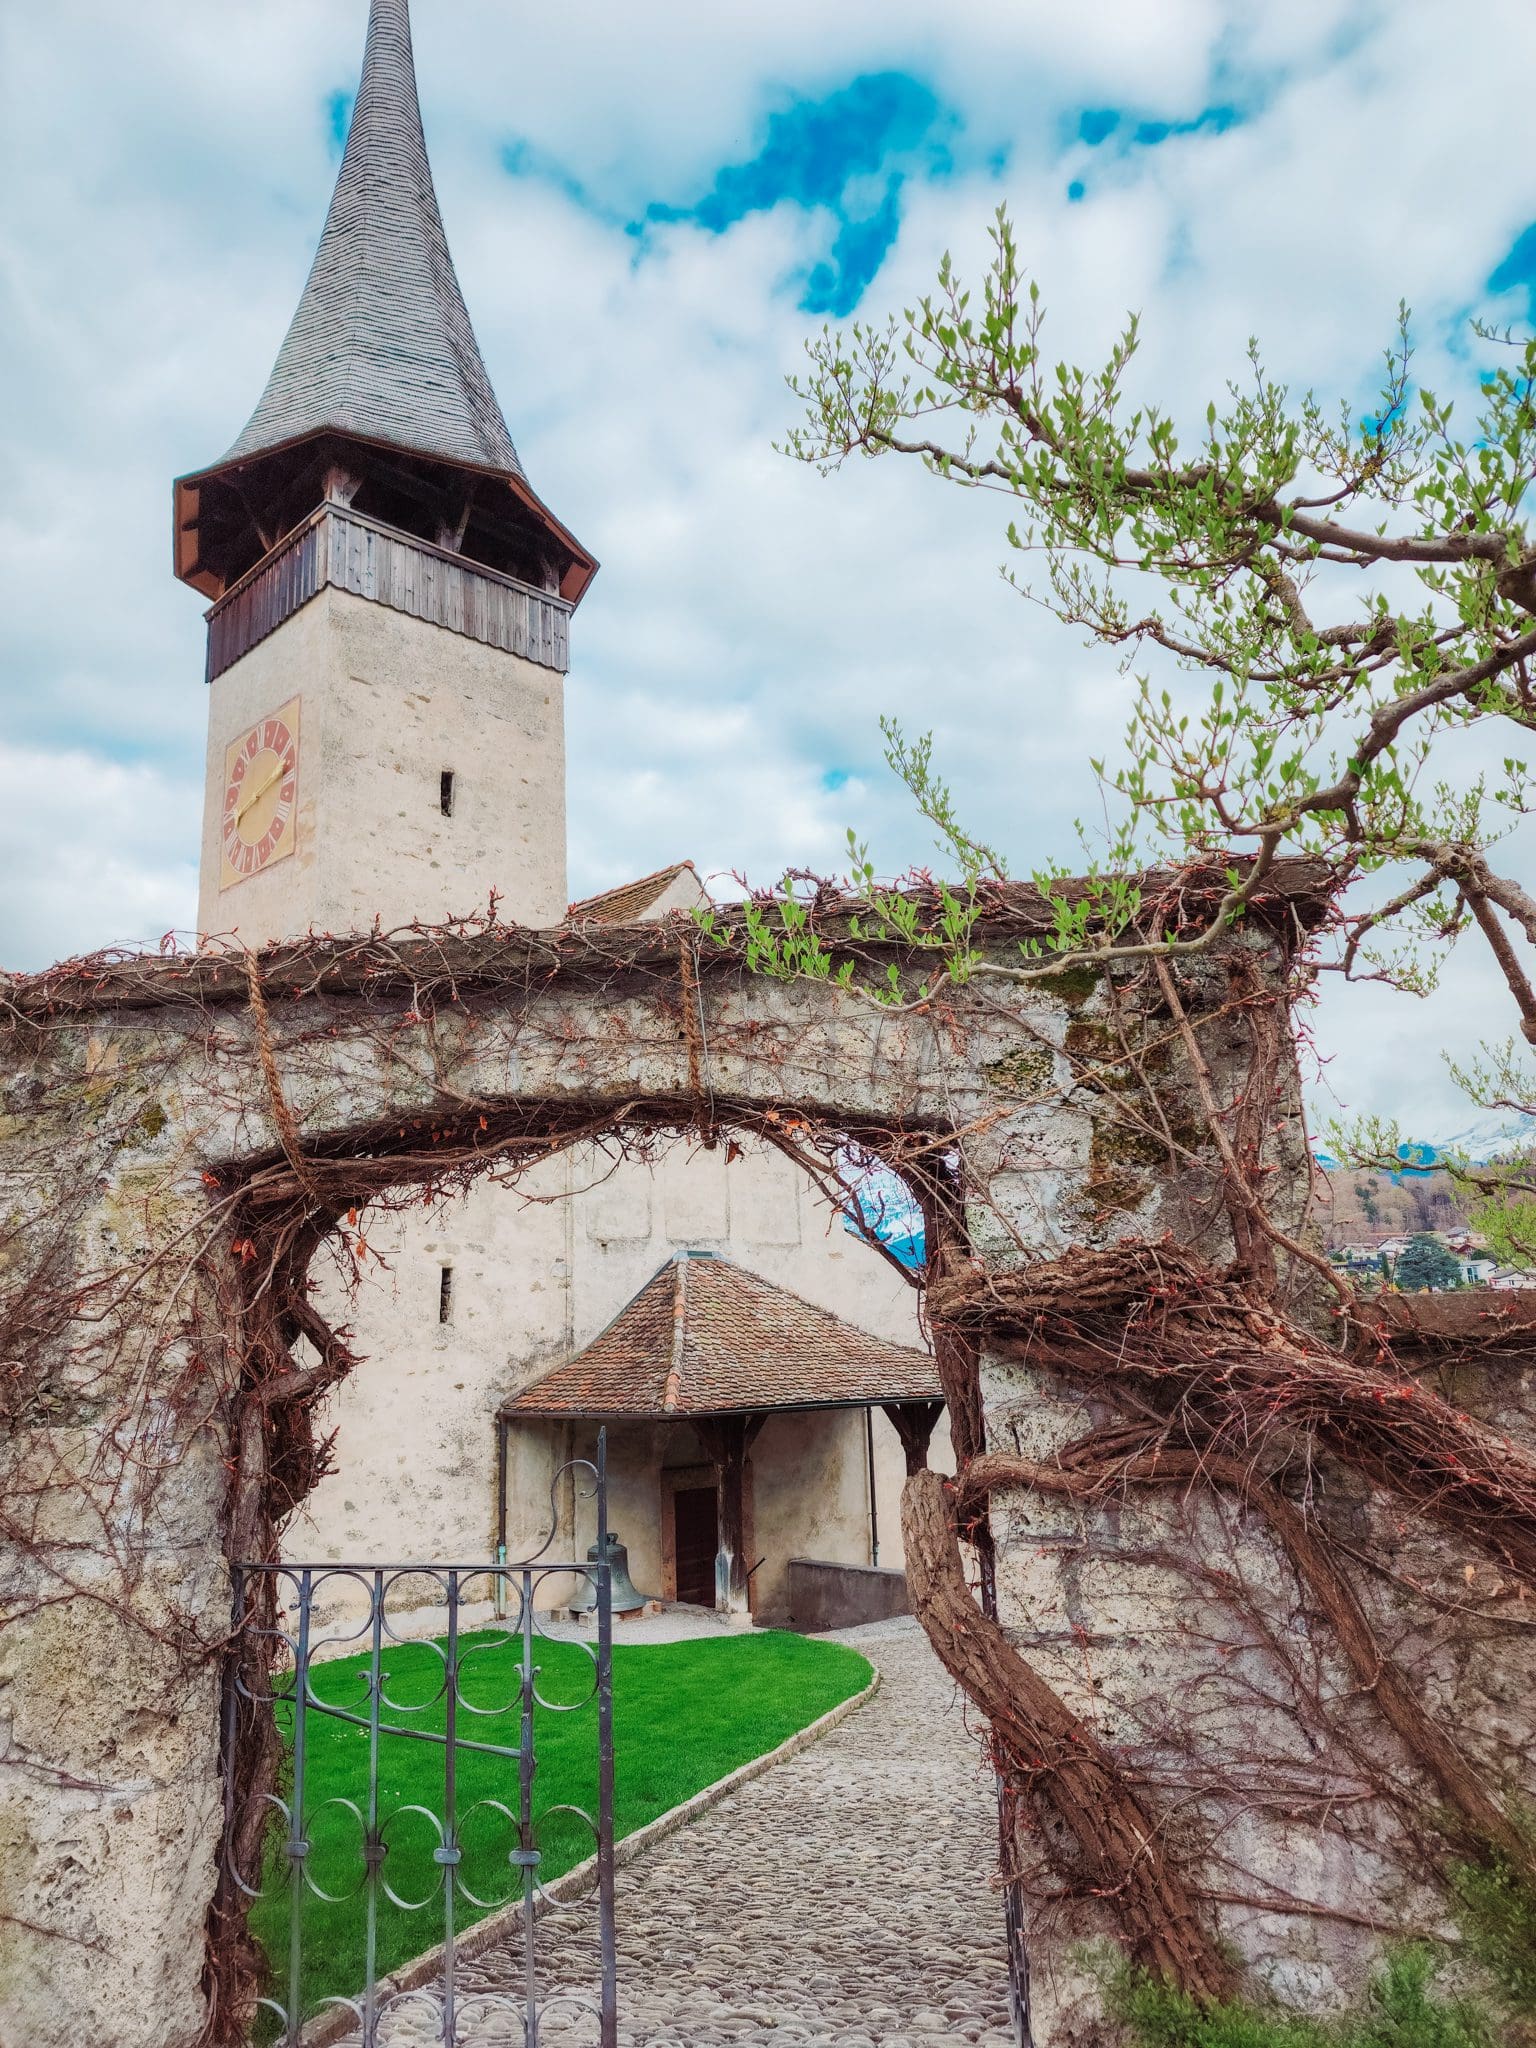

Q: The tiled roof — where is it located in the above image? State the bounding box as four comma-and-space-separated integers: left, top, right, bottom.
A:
504, 1252, 942, 1418
567, 863, 704, 925
221, 0, 526, 482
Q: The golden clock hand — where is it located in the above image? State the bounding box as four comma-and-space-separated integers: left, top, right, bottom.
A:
235, 756, 292, 828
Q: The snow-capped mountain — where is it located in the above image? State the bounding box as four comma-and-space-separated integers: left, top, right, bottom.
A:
845, 1158, 927, 1271
1312, 1110, 1532, 1175
1420, 1111, 1534, 1162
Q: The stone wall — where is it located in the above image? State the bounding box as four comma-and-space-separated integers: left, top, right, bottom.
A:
786, 1558, 912, 1633
1, 927, 1004, 2048
984, 1339, 1536, 2037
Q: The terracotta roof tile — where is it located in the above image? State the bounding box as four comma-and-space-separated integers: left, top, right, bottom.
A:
504, 1252, 941, 1418
566, 863, 704, 925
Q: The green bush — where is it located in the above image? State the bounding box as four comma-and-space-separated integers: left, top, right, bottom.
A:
1105, 1947, 1493, 2048
1451, 1856, 1536, 2014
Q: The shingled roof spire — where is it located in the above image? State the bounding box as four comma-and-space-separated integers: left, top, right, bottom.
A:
174, 0, 596, 605
224, 0, 522, 478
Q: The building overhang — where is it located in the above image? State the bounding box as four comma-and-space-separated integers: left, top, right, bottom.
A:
502, 1394, 946, 1423
174, 428, 598, 608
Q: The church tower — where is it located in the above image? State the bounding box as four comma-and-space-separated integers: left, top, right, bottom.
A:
175, 0, 595, 945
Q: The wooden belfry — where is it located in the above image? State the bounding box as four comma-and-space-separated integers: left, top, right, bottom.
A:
177, 0, 594, 946
172, 0, 596, 616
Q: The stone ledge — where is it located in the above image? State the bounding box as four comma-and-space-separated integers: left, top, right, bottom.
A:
787, 1557, 912, 1633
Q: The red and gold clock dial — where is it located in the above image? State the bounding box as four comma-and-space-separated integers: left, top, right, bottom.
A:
220, 698, 300, 888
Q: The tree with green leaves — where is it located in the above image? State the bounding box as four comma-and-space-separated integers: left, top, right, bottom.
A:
1393, 1231, 1464, 1292
755, 209, 1534, 1258
711, 212, 1536, 2030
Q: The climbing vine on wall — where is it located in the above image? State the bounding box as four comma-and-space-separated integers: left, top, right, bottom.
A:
4, 878, 1536, 2039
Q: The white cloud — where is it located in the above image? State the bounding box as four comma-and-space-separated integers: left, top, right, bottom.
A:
2, 0, 1534, 1132
0, 744, 198, 964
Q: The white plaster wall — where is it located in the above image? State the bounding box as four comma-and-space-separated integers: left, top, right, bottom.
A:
752, 1409, 875, 1622
567, 1135, 919, 1345
198, 588, 568, 945
635, 869, 707, 917
556, 1420, 675, 1607
294, 1136, 948, 1612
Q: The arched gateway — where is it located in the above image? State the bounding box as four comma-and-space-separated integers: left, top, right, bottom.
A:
4, 863, 1407, 2048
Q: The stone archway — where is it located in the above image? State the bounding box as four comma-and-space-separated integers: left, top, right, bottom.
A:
1, 915, 996, 2048
5, 875, 1532, 2048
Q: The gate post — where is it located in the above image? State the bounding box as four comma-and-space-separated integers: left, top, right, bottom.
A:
596, 1427, 618, 2048
0, 1170, 230, 2048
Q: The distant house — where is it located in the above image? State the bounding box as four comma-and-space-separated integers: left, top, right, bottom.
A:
1336, 1242, 1383, 1267
1444, 1230, 1490, 1256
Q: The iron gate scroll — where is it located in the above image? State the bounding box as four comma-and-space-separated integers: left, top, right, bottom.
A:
226, 1440, 617, 2046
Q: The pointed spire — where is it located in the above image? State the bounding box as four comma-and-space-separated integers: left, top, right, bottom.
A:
222, 0, 524, 480
176, 0, 595, 607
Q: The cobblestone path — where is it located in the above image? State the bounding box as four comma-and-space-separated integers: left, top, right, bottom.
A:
454, 1617, 1016, 2047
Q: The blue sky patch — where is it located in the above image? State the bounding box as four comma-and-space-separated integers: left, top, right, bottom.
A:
502, 137, 621, 226
1133, 104, 1238, 145
502, 72, 965, 320
1078, 108, 1120, 146
1489, 222, 1536, 318
326, 89, 354, 158
821, 766, 853, 791
1073, 99, 1243, 158
802, 181, 905, 316
645, 74, 946, 231
640, 73, 959, 316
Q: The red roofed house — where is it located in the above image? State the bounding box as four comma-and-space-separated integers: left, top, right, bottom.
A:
503, 1251, 944, 1617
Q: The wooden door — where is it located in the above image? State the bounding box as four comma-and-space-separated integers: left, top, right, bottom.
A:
673, 1486, 718, 1607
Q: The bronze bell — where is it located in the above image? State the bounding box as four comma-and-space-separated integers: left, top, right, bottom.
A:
568, 1531, 651, 1619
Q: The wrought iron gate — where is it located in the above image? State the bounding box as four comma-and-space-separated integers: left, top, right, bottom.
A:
226, 1439, 616, 2046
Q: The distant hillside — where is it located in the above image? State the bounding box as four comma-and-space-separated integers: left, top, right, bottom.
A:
1312, 1115, 1532, 1250
846, 1157, 927, 1270
1314, 1162, 1470, 1247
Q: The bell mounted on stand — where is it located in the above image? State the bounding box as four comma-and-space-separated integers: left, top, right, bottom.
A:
566, 1531, 654, 1621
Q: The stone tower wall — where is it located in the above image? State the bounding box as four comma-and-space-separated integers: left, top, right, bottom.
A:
197, 587, 568, 946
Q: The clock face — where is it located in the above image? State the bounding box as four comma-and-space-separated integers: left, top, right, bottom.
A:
220, 698, 300, 888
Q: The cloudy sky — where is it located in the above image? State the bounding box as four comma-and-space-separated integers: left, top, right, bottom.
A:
3, 0, 1535, 1136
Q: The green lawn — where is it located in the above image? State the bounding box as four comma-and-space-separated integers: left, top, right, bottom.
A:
251, 1628, 869, 2023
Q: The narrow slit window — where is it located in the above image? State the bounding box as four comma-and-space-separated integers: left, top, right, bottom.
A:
439, 1265, 455, 1325
440, 770, 456, 818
